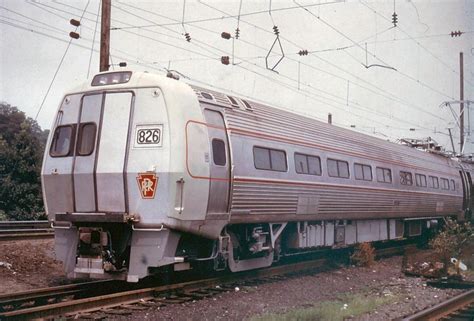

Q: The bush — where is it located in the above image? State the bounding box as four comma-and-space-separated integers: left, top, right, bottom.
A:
351, 242, 375, 267
429, 218, 474, 274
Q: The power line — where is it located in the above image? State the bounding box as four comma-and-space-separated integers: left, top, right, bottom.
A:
87, 1, 101, 78
111, 0, 455, 134
360, 0, 474, 88
115, 3, 453, 136
109, 1, 451, 124
112, 1, 444, 130
293, 0, 454, 99
109, 0, 345, 30
195, 1, 451, 122
10, 1, 457, 139
34, 0, 91, 120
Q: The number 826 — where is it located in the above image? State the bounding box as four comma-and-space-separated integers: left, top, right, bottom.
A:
137, 129, 160, 144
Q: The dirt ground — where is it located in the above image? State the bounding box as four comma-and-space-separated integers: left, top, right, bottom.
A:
0, 239, 472, 320
117, 255, 465, 321
0, 239, 65, 294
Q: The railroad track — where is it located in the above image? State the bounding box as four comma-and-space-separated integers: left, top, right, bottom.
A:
402, 289, 474, 321
0, 244, 409, 320
0, 221, 53, 241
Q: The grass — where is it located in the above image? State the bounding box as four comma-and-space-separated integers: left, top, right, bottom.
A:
251, 292, 398, 321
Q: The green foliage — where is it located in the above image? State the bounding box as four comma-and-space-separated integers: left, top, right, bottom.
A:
351, 242, 375, 267
430, 218, 474, 273
0, 102, 48, 220
253, 292, 398, 321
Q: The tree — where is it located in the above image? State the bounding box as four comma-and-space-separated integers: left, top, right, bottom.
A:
0, 102, 48, 220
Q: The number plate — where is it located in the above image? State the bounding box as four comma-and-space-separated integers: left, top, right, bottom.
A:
134, 124, 163, 148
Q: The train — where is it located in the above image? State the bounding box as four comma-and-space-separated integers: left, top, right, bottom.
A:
41, 71, 474, 282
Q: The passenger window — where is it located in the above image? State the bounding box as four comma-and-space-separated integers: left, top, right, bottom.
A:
354, 163, 372, 181
327, 159, 349, 178
270, 149, 287, 171
428, 176, 439, 189
450, 179, 455, 191
376, 167, 392, 183
400, 171, 413, 186
50, 125, 75, 157
295, 153, 321, 176
415, 174, 427, 187
212, 139, 226, 166
254, 147, 271, 170
77, 123, 97, 156
440, 178, 449, 190
253, 147, 287, 172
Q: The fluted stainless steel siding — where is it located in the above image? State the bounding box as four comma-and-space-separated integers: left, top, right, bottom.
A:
190, 85, 463, 224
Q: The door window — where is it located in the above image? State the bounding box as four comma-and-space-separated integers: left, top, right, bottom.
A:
212, 139, 226, 166
77, 123, 97, 156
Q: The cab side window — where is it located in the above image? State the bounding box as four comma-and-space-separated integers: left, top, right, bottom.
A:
50, 125, 76, 157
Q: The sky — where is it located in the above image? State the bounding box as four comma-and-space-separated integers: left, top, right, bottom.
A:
1, 0, 473, 154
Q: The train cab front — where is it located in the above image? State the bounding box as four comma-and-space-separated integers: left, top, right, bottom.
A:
41, 71, 188, 282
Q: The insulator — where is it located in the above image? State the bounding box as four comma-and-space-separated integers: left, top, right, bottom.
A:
221, 56, 230, 65
221, 32, 231, 40
119, 62, 127, 67
451, 30, 462, 37
392, 12, 398, 26
70, 19, 81, 27
69, 31, 80, 39
298, 50, 308, 56
184, 32, 191, 42
235, 27, 240, 39
273, 25, 279, 35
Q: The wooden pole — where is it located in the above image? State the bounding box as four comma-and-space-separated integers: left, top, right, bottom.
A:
100, 0, 111, 72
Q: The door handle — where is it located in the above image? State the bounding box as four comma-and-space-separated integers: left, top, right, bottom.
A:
176, 177, 185, 214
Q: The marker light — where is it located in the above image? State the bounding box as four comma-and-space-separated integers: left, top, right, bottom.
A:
91, 72, 132, 86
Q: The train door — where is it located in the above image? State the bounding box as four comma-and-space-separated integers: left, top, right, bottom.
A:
203, 109, 231, 214
467, 171, 473, 218
73, 94, 102, 212
42, 94, 82, 215
94, 92, 133, 213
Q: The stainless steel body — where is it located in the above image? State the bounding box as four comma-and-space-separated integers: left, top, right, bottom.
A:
41, 71, 472, 282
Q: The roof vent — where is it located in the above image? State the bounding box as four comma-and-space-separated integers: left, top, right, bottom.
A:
227, 95, 239, 106
201, 92, 214, 100
241, 99, 253, 110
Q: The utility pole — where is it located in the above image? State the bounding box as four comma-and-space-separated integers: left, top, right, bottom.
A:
100, 0, 111, 72
460, 52, 464, 153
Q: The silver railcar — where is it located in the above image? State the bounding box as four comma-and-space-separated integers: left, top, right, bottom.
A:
41, 71, 473, 282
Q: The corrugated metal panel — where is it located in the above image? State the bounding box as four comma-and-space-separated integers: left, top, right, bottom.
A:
223, 102, 455, 173
230, 179, 460, 221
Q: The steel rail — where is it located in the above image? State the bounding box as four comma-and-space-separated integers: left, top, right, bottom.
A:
0, 220, 53, 240
402, 289, 474, 321
0, 257, 330, 320
0, 221, 50, 229
0, 280, 120, 313
0, 243, 410, 320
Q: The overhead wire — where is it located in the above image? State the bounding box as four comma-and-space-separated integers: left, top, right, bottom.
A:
34, 0, 91, 120
109, 0, 345, 30
360, 0, 474, 88
292, 0, 454, 99
10, 1, 456, 139
195, 0, 451, 122
87, 1, 101, 78
113, 1, 453, 136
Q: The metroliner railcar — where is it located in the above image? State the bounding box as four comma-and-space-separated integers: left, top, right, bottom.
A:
41, 71, 473, 282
